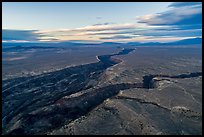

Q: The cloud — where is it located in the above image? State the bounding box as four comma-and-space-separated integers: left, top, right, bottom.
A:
36, 23, 146, 37
134, 2, 202, 41
138, 2, 202, 26
168, 2, 202, 8
92, 22, 115, 26
133, 28, 202, 37
43, 23, 136, 33
2, 29, 60, 42
100, 35, 135, 40
2, 29, 40, 41
74, 23, 138, 31
35, 23, 149, 41
3, 2, 201, 44
37, 23, 169, 38
35, 2, 201, 42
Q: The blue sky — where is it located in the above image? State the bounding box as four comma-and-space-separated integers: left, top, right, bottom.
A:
2, 2, 202, 43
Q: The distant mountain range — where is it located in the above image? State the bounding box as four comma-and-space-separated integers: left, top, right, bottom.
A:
2, 37, 202, 47
168, 37, 202, 45
127, 37, 202, 46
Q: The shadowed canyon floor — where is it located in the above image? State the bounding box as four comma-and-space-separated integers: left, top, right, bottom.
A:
2, 46, 202, 135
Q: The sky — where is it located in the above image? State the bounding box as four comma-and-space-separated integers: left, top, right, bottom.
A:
2, 2, 202, 43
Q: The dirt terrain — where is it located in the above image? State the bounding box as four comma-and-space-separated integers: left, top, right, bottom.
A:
2, 46, 120, 80
2, 46, 202, 135
48, 46, 202, 135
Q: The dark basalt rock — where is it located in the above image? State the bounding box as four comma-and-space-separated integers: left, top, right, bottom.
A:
2, 47, 202, 135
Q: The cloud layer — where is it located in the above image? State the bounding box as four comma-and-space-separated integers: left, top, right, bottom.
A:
2, 2, 202, 43
137, 2, 202, 26
2, 30, 40, 41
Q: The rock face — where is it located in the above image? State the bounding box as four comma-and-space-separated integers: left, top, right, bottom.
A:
2, 48, 136, 135
142, 75, 156, 89
2, 47, 202, 135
